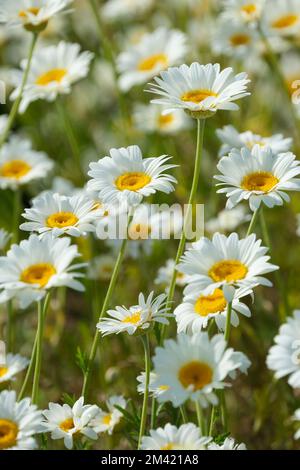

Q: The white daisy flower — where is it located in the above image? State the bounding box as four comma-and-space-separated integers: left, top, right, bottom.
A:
221, 0, 265, 23
215, 145, 300, 212
208, 437, 247, 450
141, 423, 212, 450
0, 390, 42, 450
87, 145, 177, 207
266, 310, 300, 388
152, 333, 250, 407
0, 228, 11, 251
149, 62, 250, 119
174, 286, 252, 334
178, 232, 278, 298
137, 371, 171, 399
155, 259, 189, 289
213, 20, 258, 57
20, 192, 102, 238
117, 27, 187, 92
102, 0, 154, 22
206, 206, 250, 234
0, 352, 29, 383
91, 395, 126, 435
10, 41, 94, 112
280, 52, 300, 114
87, 255, 116, 282
97, 291, 170, 336
216, 125, 292, 157
0, 114, 8, 134
0, 136, 53, 190
133, 104, 191, 135
0, 0, 73, 30
0, 234, 85, 309
262, 0, 300, 37
42, 396, 100, 450
294, 409, 300, 440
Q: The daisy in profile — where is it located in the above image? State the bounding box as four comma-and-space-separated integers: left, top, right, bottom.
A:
0, 228, 11, 252
208, 437, 247, 450
206, 206, 250, 234
178, 232, 278, 298
42, 397, 99, 450
215, 145, 300, 211
10, 41, 94, 112
20, 192, 101, 238
155, 259, 189, 290
91, 396, 126, 435
266, 310, 300, 388
0, 351, 28, 384
0, 390, 42, 450
294, 409, 300, 440
216, 125, 292, 156
87, 145, 177, 207
137, 371, 170, 399
117, 27, 187, 92
97, 292, 170, 336
87, 255, 115, 282
221, 0, 265, 23
0, 234, 85, 308
102, 0, 154, 22
213, 20, 258, 57
0, 136, 53, 190
262, 0, 300, 37
133, 104, 191, 135
149, 62, 250, 119
152, 333, 250, 407
140, 423, 212, 450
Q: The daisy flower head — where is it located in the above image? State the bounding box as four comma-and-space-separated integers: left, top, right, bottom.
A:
152, 333, 250, 407
90, 395, 126, 435
280, 52, 300, 111
0, 136, 53, 190
178, 232, 278, 298
137, 371, 171, 399
149, 62, 250, 119
208, 437, 247, 450
102, 0, 154, 22
97, 291, 170, 336
294, 409, 300, 440
87, 145, 177, 207
10, 41, 94, 113
221, 0, 265, 23
213, 20, 258, 57
117, 27, 187, 92
217, 125, 292, 157
140, 423, 212, 450
20, 192, 102, 238
0, 234, 85, 309
262, 0, 300, 37
87, 255, 115, 281
155, 259, 189, 290
0, 228, 11, 251
0, 390, 42, 450
42, 396, 99, 450
133, 104, 191, 135
206, 206, 250, 234
266, 310, 300, 388
0, 352, 29, 384
215, 145, 300, 212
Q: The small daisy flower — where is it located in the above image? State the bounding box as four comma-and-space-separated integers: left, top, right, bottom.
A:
10, 41, 94, 112
155, 259, 189, 289
133, 104, 191, 135
0, 234, 85, 309
216, 125, 292, 157
0, 352, 29, 384
87, 255, 116, 282
262, 0, 300, 37
20, 192, 102, 238
117, 27, 187, 92
149, 62, 250, 119
0, 228, 11, 252
137, 371, 171, 399
266, 310, 300, 388
0, 136, 53, 190
42, 396, 100, 450
141, 423, 212, 450
206, 206, 250, 234
221, 0, 265, 23
152, 333, 250, 407
215, 145, 300, 212
294, 409, 300, 440
213, 20, 258, 57
208, 437, 247, 450
178, 232, 278, 298
0, 390, 42, 450
87, 145, 177, 207
91, 396, 126, 435
97, 291, 170, 336
102, 0, 154, 22
280, 52, 300, 111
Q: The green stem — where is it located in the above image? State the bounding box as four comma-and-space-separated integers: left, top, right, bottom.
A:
138, 334, 151, 449
220, 390, 228, 432
208, 405, 216, 437
0, 33, 38, 148
12, 189, 21, 244
195, 400, 205, 434
88, 0, 115, 64
180, 405, 188, 424
224, 301, 232, 343
18, 335, 37, 401
246, 207, 260, 236
6, 300, 14, 352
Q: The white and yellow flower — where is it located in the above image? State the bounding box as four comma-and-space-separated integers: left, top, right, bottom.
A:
0, 352, 28, 384
262, 0, 300, 37
213, 20, 258, 57
208, 437, 247, 450
137, 371, 171, 399
206, 206, 250, 234
141, 423, 212, 450
221, 0, 265, 23
133, 104, 191, 135
87, 255, 115, 282
155, 259, 189, 289
91, 395, 126, 435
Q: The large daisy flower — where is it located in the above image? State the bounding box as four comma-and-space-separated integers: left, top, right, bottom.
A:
0, 352, 28, 384
0, 136, 53, 190
0, 234, 85, 308
208, 437, 247, 450
152, 333, 250, 407
215, 145, 300, 211
140, 423, 212, 450
10, 41, 94, 112
0, 390, 42, 450
90, 396, 126, 435
87, 145, 177, 207
178, 232, 278, 298
266, 310, 300, 388
117, 27, 187, 92
262, 0, 300, 37
149, 63, 250, 119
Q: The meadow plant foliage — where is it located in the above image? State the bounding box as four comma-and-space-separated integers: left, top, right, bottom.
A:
0, 0, 300, 451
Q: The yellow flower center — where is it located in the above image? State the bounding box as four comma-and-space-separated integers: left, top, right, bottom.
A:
272, 14, 299, 29
181, 89, 217, 104
137, 53, 168, 72
59, 418, 75, 433
209, 260, 248, 282
129, 223, 151, 239
158, 113, 174, 128
241, 171, 279, 192
178, 361, 213, 390
241, 4, 257, 15
245, 139, 265, 149
158, 385, 170, 391
230, 34, 251, 46
20, 263, 56, 288
161, 443, 174, 450
35, 68, 67, 86
0, 366, 8, 378
19, 7, 40, 18
0, 160, 31, 179
194, 288, 227, 317
286, 75, 300, 96
0, 419, 18, 450
46, 212, 79, 229
102, 414, 112, 425
115, 172, 151, 192
122, 311, 141, 324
